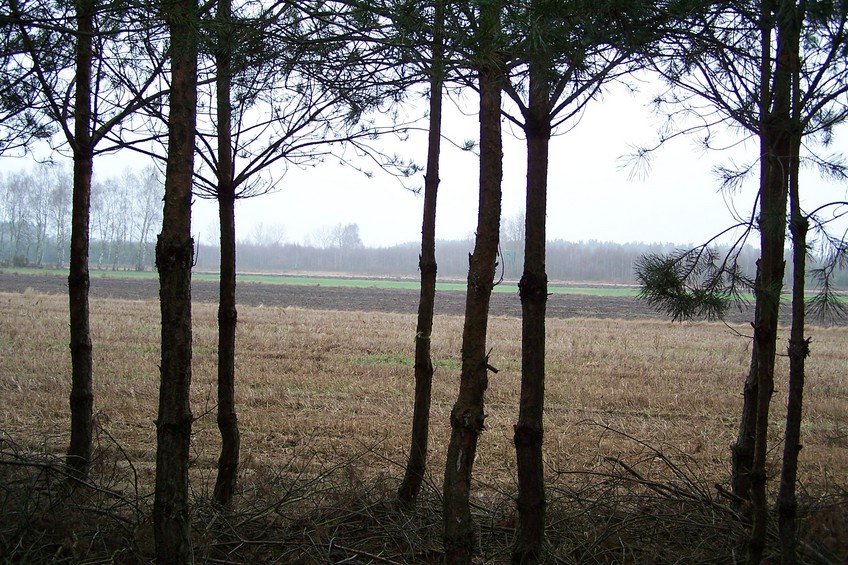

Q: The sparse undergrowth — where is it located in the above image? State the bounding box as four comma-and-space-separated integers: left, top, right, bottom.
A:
1, 425, 846, 564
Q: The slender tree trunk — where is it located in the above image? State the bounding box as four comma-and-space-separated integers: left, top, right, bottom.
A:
154, 0, 197, 561
778, 9, 804, 560
397, 0, 444, 507
214, 192, 239, 507
213, 0, 240, 509
67, 0, 94, 479
778, 142, 806, 565
513, 64, 550, 565
442, 24, 503, 561
748, 3, 792, 562
732, 264, 760, 506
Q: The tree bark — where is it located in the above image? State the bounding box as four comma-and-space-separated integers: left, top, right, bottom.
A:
213, 0, 240, 510
442, 23, 503, 561
66, 0, 94, 479
513, 62, 550, 565
778, 147, 805, 565
398, 0, 443, 507
731, 265, 759, 507
154, 0, 197, 561
778, 7, 804, 560
747, 2, 792, 562
214, 192, 239, 507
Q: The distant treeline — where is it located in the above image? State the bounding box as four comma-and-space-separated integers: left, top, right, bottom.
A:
5, 224, 847, 287
197, 238, 693, 283
0, 165, 162, 271
3, 164, 844, 286
192, 237, 801, 286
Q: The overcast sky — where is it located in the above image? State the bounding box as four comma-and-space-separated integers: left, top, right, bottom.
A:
4, 80, 845, 250
192, 81, 765, 249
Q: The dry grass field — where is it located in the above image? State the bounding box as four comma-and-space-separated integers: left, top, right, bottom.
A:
1, 287, 846, 563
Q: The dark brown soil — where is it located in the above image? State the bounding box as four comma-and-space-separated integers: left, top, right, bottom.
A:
0, 270, 801, 325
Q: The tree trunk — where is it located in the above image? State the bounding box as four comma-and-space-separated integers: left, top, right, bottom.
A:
154, 0, 197, 561
732, 264, 759, 506
67, 0, 94, 480
213, 0, 240, 509
778, 8, 804, 559
778, 146, 805, 565
442, 34, 503, 563
513, 64, 550, 565
747, 2, 792, 562
398, 0, 444, 507
214, 191, 239, 507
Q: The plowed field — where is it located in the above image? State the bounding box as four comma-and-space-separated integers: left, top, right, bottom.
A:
0, 270, 799, 324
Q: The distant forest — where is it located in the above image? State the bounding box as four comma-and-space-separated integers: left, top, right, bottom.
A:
193, 237, 843, 287
0, 165, 841, 285
4, 203, 845, 285
198, 237, 760, 284
3, 165, 844, 286
0, 212, 758, 284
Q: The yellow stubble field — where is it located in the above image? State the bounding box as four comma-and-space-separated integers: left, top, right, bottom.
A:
1, 287, 846, 562
1, 288, 845, 493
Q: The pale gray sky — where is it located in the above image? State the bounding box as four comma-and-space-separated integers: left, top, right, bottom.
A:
4, 80, 845, 250
195, 81, 762, 249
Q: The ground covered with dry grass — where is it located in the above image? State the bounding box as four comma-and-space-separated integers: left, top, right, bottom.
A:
1, 286, 846, 563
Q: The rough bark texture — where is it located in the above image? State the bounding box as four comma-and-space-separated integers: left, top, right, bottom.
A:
213, 0, 240, 509
731, 264, 759, 507
512, 67, 550, 565
67, 0, 94, 479
778, 175, 806, 565
442, 47, 503, 564
397, 0, 443, 507
778, 15, 804, 558
214, 190, 239, 507
748, 3, 792, 562
154, 0, 197, 561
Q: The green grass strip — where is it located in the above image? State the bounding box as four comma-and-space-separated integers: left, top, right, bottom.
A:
353, 352, 460, 369
6, 266, 845, 302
